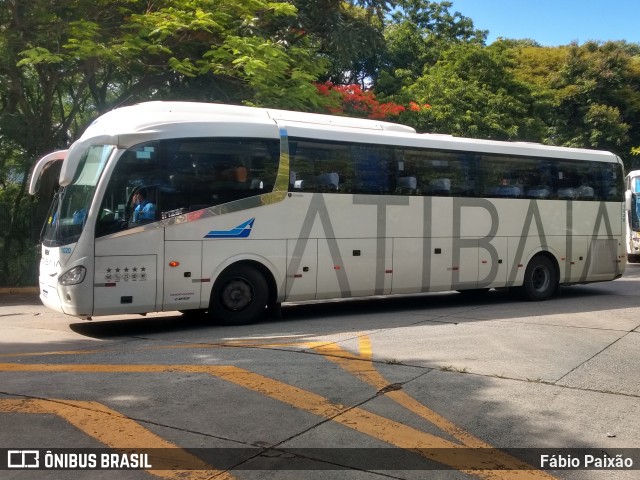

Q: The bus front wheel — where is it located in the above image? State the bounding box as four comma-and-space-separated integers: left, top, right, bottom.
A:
520, 255, 558, 301
210, 264, 268, 325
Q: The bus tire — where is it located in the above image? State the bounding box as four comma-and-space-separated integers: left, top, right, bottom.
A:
210, 264, 268, 325
520, 255, 558, 301
627, 254, 639, 263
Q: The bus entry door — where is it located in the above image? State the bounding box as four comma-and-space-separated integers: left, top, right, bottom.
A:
163, 241, 202, 311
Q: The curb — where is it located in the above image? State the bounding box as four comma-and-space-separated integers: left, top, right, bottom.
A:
0, 287, 39, 295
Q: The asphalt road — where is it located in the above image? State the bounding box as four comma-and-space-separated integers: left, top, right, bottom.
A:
1, 266, 639, 479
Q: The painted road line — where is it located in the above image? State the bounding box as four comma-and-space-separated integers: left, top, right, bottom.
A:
139, 340, 329, 352
0, 349, 103, 358
134, 334, 558, 477
311, 338, 550, 468
0, 362, 556, 478
216, 335, 529, 453
0, 398, 233, 479
313, 338, 492, 445
191, 365, 558, 479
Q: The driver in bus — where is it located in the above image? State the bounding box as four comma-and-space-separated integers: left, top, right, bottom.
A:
132, 189, 156, 223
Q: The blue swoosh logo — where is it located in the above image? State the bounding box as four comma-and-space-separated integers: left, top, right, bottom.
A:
204, 218, 255, 239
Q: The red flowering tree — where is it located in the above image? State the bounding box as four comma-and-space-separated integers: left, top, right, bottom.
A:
315, 82, 430, 120
408, 101, 431, 112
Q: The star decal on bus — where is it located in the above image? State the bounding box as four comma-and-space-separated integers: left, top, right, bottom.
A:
204, 218, 255, 239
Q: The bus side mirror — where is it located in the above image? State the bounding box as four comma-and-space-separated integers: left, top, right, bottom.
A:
625, 190, 632, 211
627, 190, 640, 232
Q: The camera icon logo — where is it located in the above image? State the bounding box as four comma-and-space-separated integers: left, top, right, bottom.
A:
7, 450, 40, 468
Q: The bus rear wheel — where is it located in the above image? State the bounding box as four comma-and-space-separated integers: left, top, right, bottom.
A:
210, 264, 268, 325
520, 255, 558, 301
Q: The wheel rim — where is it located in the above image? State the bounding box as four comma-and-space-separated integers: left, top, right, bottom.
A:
221, 278, 253, 311
531, 265, 550, 292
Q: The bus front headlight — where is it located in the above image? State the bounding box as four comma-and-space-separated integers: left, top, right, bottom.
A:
59, 266, 87, 286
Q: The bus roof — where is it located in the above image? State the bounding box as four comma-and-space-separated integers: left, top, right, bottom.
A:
81, 101, 619, 162
58, 101, 620, 187
83, 101, 417, 138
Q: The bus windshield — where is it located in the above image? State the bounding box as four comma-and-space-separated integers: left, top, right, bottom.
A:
42, 145, 114, 247
94, 138, 280, 237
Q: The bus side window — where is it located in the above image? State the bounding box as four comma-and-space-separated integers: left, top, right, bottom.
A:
556, 164, 580, 200
314, 172, 339, 191
396, 176, 417, 194
354, 152, 389, 194
289, 139, 354, 194
601, 164, 623, 201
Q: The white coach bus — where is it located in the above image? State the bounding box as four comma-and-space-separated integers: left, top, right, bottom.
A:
625, 169, 640, 262
29, 101, 626, 325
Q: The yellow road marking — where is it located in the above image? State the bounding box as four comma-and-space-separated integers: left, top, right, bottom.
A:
0, 338, 316, 358
202, 335, 557, 477
311, 340, 555, 476
0, 398, 233, 479
0, 349, 102, 358
140, 340, 329, 352
0, 340, 325, 357
0, 362, 555, 478
313, 340, 490, 446
357, 336, 373, 360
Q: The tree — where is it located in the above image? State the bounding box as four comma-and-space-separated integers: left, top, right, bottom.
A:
546, 42, 639, 154
397, 43, 541, 140
512, 41, 640, 167
0, 0, 334, 285
316, 81, 416, 119
376, 0, 486, 96
263, 1, 396, 87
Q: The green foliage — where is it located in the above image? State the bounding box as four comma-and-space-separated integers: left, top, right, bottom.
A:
0, 183, 38, 286
383, 34, 640, 166
0, 0, 340, 286
396, 43, 541, 140
294, 1, 388, 86
377, 0, 486, 95
510, 41, 640, 164
547, 42, 637, 150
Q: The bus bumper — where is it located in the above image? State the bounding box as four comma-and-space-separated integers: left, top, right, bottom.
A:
39, 280, 92, 319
